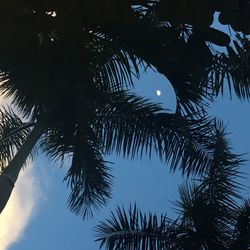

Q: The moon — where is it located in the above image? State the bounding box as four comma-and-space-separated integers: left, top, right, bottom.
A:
156, 90, 161, 96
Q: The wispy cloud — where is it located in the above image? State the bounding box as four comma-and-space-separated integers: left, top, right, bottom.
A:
0, 163, 41, 250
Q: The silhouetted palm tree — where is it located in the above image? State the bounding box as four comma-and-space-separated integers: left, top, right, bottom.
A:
95, 122, 250, 249
0, 36, 215, 215
0, 0, 250, 218
1, 1, 250, 111
0, 1, 221, 216
0, 90, 213, 216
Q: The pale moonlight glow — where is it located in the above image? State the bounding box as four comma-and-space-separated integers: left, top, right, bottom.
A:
156, 90, 161, 96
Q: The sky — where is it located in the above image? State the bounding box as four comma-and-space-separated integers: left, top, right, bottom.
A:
0, 68, 249, 250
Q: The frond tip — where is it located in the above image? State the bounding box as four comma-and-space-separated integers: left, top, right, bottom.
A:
95, 204, 178, 249
64, 135, 113, 219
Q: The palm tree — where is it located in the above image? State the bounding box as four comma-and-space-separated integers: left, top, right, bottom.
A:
0, 1, 222, 216
0, 30, 215, 217
2, 1, 250, 110
95, 122, 250, 249
0, 0, 250, 218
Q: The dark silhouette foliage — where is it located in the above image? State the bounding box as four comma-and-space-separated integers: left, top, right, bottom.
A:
95, 123, 250, 249
0, 0, 250, 218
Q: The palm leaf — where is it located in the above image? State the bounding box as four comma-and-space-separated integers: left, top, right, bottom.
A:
64, 129, 112, 219
0, 106, 32, 171
174, 121, 245, 249
230, 199, 250, 249
94, 90, 214, 175
95, 204, 178, 250
38, 89, 214, 217
199, 121, 244, 209
175, 182, 230, 250
100, 19, 214, 114
91, 33, 145, 91
211, 35, 250, 100
40, 122, 113, 219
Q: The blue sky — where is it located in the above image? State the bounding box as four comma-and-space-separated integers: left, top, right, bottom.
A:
0, 67, 249, 250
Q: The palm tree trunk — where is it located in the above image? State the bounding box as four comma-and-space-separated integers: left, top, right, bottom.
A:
0, 122, 45, 213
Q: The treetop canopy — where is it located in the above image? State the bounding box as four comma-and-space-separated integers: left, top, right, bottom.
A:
2, 0, 250, 49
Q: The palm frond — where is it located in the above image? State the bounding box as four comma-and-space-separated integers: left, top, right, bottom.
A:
175, 182, 231, 250
94, 90, 214, 175
211, 35, 250, 100
0, 106, 31, 171
199, 121, 244, 210
64, 131, 112, 219
101, 20, 214, 113
230, 199, 250, 249
174, 122, 245, 249
95, 204, 178, 250
91, 34, 145, 91
95, 118, 247, 249
39, 113, 113, 219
